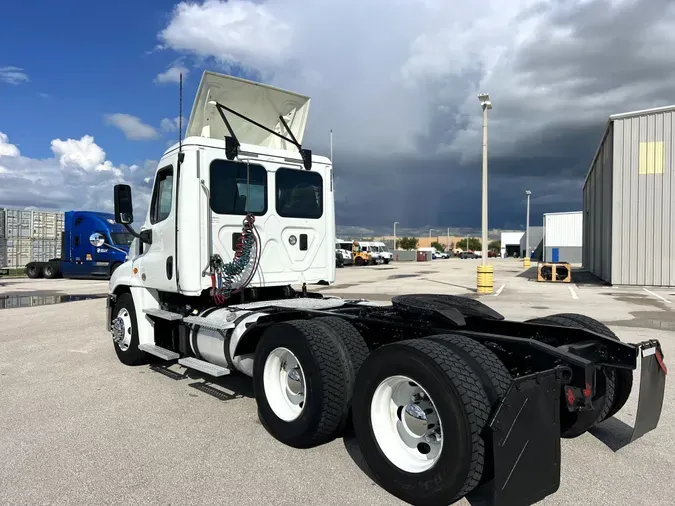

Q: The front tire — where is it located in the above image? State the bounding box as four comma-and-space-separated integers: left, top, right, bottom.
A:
253, 319, 353, 448
351, 339, 490, 505
111, 292, 149, 366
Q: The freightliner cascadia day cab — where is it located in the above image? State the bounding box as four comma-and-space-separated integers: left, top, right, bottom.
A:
25, 210, 131, 279
102, 71, 667, 506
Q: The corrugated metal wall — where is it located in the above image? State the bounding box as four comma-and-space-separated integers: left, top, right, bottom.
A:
583, 124, 614, 282
0, 208, 64, 268
544, 212, 583, 247
611, 111, 675, 286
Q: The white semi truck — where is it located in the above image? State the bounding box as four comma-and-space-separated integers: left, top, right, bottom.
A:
102, 71, 666, 506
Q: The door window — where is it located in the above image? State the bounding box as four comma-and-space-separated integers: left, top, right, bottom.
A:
210, 160, 267, 215
150, 166, 174, 224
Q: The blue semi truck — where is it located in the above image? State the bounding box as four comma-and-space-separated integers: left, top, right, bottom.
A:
24, 210, 132, 280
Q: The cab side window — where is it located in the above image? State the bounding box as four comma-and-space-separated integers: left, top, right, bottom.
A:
150, 166, 174, 224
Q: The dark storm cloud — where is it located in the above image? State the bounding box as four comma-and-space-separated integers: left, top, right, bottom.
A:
329, 0, 675, 232
333, 145, 586, 234
514, 0, 675, 99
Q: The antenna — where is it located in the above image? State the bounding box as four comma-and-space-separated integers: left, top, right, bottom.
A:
178, 73, 184, 164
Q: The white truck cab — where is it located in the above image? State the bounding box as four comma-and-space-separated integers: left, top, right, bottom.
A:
335, 239, 353, 265
110, 71, 334, 298
371, 241, 393, 264
97, 70, 660, 506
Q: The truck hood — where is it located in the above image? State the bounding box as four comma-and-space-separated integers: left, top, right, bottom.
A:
186, 71, 311, 151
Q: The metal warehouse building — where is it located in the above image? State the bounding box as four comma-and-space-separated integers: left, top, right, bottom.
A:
543, 211, 582, 264
583, 105, 675, 286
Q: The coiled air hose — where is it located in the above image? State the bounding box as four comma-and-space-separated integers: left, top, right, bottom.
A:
210, 212, 259, 304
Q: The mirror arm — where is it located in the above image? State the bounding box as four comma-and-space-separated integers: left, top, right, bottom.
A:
102, 243, 129, 259
123, 224, 152, 245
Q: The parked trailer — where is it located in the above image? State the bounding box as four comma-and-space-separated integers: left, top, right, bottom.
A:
24, 210, 132, 280
104, 71, 666, 506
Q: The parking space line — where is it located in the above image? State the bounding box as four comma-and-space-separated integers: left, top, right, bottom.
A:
643, 288, 672, 304
494, 284, 505, 296
568, 286, 579, 300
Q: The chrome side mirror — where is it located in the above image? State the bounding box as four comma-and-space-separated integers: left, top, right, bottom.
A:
89, 232, 105, 248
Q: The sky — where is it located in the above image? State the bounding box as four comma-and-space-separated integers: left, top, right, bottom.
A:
2, 0, 675, 236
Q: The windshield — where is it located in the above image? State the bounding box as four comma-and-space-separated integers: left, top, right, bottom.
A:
338, 242, 352, 251
110, 232, 134, 246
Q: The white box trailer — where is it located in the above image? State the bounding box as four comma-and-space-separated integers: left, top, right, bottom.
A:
100, 70, 666, 506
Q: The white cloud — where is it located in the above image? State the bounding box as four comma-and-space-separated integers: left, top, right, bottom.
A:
158, 0, 291, 71
156, 0, 675, 162
104, 113, 160, 141
0, 132, 20, 157
160, 116, 186, 133
155, 64, 190, 84
0, 66, 29, 85
0, 132, 155, 220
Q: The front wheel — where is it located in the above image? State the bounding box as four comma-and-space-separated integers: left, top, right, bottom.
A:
111, 292, 149, 366
351, 339, 490, 505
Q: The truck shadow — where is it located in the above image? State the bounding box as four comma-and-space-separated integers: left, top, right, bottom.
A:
588, 417, 637, 452
148, 363, 254, 401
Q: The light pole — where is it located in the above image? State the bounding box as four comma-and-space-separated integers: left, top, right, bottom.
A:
394, 221, 399, 250
429, 228, 434, 246
446, 227, 450, 252
524, 190, 532, 268
477, 92, 493, 294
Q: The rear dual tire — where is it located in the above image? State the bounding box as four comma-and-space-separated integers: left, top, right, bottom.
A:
253, 318, 369, 448
253, 322, 513, 505
351, 336, 511, 506
526, 313, 633, 437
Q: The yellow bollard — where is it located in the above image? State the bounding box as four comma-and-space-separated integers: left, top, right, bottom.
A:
523, 257, 531, 268
477, 265, 494, 294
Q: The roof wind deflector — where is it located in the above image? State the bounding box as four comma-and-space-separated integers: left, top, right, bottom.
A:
209, 100, 312, 170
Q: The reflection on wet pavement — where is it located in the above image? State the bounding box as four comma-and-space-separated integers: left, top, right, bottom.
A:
0, 293, 107, 310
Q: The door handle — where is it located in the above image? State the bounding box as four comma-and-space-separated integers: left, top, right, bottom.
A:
166, 256, 173, 280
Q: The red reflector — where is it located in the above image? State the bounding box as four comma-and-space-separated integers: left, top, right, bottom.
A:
655, 349, 668, 375
583, 382, 592, 398
566, 387, 575, 405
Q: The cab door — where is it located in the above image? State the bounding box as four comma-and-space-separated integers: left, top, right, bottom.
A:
134, 158, 177, 292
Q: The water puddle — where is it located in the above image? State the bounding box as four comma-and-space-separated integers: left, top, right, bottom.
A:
0, 293, 106, 310
388, 274, 419, 280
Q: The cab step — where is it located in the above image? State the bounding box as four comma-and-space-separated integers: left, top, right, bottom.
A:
139, 344, 180, 361
183, 315, 235, 331
178, 357, 231, 377
143, 308, 183, 321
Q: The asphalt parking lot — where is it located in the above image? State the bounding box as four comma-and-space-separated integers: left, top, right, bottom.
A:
1, 258, 673, 505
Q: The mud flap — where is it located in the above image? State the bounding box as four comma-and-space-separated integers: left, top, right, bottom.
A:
467, 367, 567, 506
630, 341, 667, 442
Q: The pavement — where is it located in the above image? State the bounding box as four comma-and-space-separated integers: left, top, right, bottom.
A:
0, 258, 673, 505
